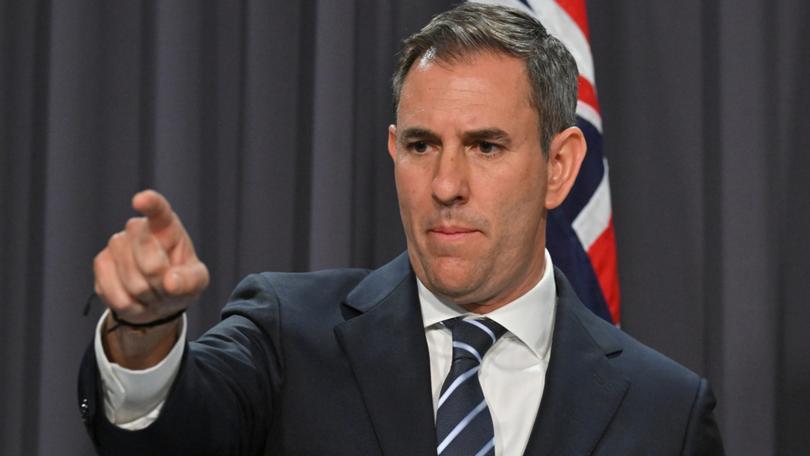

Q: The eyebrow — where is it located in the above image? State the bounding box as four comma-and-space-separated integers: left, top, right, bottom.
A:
398, 127, 512, 146
398, 127, 440, 143
461, 128, 511, 146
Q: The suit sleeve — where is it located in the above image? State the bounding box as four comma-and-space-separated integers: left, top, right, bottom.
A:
680, 378, 725, 455
78, 273, 285, 456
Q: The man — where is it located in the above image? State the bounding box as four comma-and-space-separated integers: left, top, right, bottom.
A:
79, 3, 724, 455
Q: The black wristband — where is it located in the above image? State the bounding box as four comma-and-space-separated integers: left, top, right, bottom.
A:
107, 308, 186, 333
84, 292, 186, 332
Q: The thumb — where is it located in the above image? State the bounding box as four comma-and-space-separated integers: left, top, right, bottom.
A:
163, 261, 210, 297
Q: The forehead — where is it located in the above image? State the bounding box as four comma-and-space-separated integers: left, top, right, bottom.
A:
397, 51, 536, 130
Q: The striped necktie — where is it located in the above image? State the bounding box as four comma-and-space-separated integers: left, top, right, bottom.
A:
436, 317, 507, 456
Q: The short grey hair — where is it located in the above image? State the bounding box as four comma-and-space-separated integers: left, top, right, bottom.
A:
392, 2, 579, 155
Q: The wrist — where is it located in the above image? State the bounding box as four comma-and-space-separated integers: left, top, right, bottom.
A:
103, 314, 181, 370
107, 307, 186, 332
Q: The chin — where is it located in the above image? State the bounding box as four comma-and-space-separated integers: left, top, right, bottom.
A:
422, 257, 481, 300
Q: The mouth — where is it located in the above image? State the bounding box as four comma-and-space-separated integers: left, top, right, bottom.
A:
427, 225, 481, 241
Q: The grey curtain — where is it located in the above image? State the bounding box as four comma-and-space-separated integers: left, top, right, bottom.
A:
1, 0, 807, 455
589, 2, 810, 455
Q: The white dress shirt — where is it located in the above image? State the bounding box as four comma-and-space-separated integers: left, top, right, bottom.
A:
96, 250, 557, 455
94, 311, 187, 430
420, 249, 556, 456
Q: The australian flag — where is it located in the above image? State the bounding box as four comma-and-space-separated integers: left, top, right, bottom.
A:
473, 0, 621, 325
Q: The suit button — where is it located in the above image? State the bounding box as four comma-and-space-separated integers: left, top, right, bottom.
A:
80, 398, 90, 422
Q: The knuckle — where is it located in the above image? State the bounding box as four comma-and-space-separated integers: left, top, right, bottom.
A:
135, 245, 168, 276
121, 270, 148, 295
93, 283, 106, 302
93, 252, 118, 287
107, 300, 136, 316
125, 217, 139, 229
92, 252, 106, 272
125, 217, 143, 233
107, 231, 125, 249
140, 259, 165, 277
200, 264, 211, 288
130, 284, 155, 303
101, 291, 129, 312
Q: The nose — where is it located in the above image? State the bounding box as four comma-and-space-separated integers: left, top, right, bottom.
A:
432, 147, 470, 206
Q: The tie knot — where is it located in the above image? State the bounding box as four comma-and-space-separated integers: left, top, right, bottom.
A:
444, 317, 507, 364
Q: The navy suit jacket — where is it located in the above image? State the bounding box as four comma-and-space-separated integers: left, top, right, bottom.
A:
78, 252, 724, 455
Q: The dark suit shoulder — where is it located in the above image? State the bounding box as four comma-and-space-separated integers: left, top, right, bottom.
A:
550, 271, 724, 454
613, 327, 701, 385
230, 268, 371, 304
590, 321, 724, 454
221, 268, 371, 319
564, 280, 702, 388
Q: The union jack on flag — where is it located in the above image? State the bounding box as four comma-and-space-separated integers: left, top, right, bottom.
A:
472, 0, 621, 325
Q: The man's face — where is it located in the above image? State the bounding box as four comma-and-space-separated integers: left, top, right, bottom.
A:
389, 51, 550, 313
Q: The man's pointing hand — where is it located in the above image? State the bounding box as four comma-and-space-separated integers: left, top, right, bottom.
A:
93, 190, 209, 368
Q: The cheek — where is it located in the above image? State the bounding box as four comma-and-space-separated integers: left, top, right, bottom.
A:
395, 167, 430, 210
488, 171, 545, 237
395, 168, 429, 236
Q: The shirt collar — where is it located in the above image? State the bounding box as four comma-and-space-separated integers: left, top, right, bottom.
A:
418, 249, 556, 360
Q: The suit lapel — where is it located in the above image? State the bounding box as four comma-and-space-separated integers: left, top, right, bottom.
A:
523, 270, 629, 456
334, 253, 437, 456
335, 258, 629, 455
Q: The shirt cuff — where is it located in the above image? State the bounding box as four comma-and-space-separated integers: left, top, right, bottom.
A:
94, 309, 186, 430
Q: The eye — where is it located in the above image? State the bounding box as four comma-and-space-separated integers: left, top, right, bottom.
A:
477, 141, 500, 155
407, 141, 431, 154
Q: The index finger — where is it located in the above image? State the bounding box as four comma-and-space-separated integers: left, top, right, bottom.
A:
132, 189, 174, 233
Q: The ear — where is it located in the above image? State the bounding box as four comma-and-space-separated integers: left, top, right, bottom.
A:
545, 126, 587, 209
387, 124, 398, 162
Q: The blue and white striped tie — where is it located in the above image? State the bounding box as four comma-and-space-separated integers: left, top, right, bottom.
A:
436, 317, 507, 456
